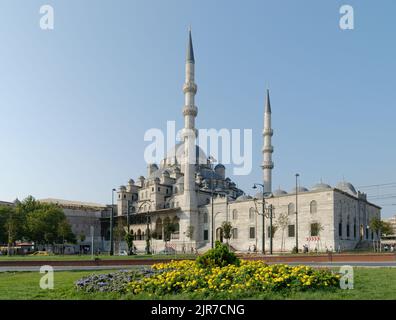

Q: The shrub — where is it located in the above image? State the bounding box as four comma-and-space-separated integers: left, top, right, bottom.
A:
196, 241, 240, 268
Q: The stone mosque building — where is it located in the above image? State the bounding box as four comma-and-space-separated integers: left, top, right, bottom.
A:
113, 31, 381, 253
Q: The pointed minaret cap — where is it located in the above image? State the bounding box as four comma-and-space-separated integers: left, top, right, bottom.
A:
265, 89, 271, 113
186, 28, 195, 64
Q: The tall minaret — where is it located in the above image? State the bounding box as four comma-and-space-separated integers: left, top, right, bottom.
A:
181, 29, 198, 235
262, 89, 274, 194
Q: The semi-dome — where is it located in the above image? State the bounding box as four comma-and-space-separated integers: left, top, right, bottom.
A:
336, 181, 357, 196
291, 186, 309, 193
273, 189, 288, 196
236, 194, 252, 202
312, 182, 332, 191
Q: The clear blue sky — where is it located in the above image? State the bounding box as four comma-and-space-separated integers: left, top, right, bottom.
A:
1, 0, 395, 217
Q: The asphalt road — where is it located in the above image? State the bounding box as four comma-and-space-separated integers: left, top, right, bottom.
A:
1, 261, 396, 272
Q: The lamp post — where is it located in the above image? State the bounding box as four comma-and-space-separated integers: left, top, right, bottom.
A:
295, 174, 300, 253
127, 200, 131, 234
253, 184, 274, 255
138, 199, 153, 254
110, 188, 116, 256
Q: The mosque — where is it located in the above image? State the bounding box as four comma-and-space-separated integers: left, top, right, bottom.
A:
113, 31, 381, 253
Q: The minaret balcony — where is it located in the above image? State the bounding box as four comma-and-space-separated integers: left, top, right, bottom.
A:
262, 146, 274, 153
183, 82, 197, 94
183, 105, 198, 117
263, 129, 273, 136
261, 161, 274, 169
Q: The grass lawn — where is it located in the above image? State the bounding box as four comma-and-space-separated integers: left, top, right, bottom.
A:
0, 254, 197, 261
0, 267, 395, 300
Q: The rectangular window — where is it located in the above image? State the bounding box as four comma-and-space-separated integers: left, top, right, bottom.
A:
353, 225, 356, 238
339, 223, 342, 237
152, 187, 154, 192
249, 227, 255, 239
288, 225, 295, 237
232, 228, 238, 239
204, 230, 208, 241
158, 187, 160, 192
347, 224, 350, 238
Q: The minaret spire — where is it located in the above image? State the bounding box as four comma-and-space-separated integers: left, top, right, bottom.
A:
186, 28, 195, 64
262, 89, 274, 194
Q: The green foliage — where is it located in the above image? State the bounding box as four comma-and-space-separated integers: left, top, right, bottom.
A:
186, 225, 194, 239
221, 221, 232, 241
196, 241, 240, 268
291, 246, 298, 254
5, 196, 77, 246
370, 217, 393, 237
163, 222, 177, 242
124, 233, 134, 254
0, 205, 25, 245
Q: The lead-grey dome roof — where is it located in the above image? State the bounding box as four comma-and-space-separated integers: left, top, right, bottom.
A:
291, 186, 309, 193
336, 181, 357, 195
273, 189, 288, 196
312, 182, 332, 191
236, 194, 252, 202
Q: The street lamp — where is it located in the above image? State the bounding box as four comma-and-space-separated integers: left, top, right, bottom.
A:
253, 184, 274, 255
138, 199, 153, 254
110, 188, 116, 256
295, 173, 300, 253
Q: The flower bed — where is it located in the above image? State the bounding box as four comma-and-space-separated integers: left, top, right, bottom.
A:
75, 269, 156, 293
127, 260, 341, 295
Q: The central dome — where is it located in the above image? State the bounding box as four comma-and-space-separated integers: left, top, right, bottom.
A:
162, 142, 208, 167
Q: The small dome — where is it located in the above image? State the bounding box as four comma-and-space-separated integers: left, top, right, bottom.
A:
273, 189, 288, 196
312, 182, 332, 191
214, 164, 225, 169
128, 179, 135, 185
336, 181, 357, 196
162, 170, 170, 176
236, 194, 252, 202
291, 186, 309, 193
119, 185, 127, 191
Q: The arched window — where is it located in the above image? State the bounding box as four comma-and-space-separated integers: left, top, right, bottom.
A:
232, 209, 238, 220
249, 208, 255, 222
137, 229, 142, 240
203, 212, 208, 224
310, 200, 317, 214
288, 203, 295, 216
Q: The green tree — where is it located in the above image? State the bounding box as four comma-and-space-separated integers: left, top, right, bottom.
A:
186, 225, 194, 240
79, 233, 86, 243
370, 217, 392, 252
221, 221, 233, 246
25, 202, 75, 247
0, 205, 25, 255
163, 222, 177, 243
125, 232, 134, 255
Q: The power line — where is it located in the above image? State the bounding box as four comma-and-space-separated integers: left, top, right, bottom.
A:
358, 182, 396, 189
